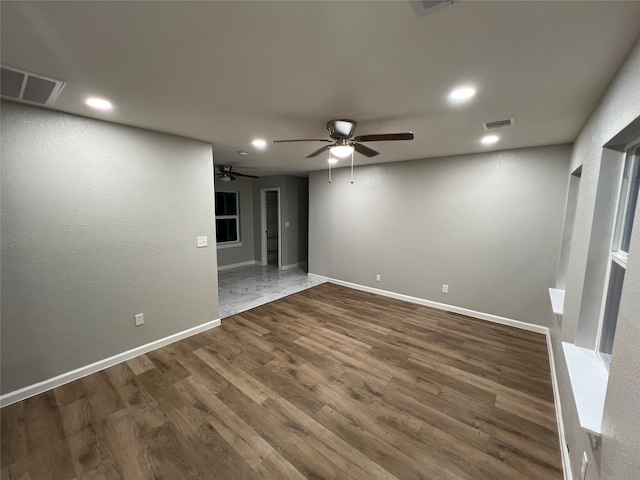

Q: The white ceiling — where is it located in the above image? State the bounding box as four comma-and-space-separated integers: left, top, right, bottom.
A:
2, 1, 640, 177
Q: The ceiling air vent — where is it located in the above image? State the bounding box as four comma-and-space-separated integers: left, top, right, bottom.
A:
410, 0, 454, 17
1, 66, 65, 106
482, 118, 515, 131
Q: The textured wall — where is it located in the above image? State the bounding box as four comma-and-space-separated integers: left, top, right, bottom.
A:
552, 37, 640, 480
1, 101, 219, 394
214, 175, 255, 267
309, 144, 571, 326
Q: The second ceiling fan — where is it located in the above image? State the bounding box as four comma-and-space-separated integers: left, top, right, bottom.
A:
272, 119, 414, 158
216, 165, 259, 182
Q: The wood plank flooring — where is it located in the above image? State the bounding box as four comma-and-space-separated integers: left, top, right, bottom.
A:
1, 283, 563, 479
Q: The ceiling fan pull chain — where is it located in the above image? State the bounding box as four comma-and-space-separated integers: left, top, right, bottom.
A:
328, 153, 332, 183
350, 149, 354, 184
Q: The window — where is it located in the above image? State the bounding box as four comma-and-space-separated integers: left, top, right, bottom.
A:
598, 141, 639, 369
215, 191, 239, 243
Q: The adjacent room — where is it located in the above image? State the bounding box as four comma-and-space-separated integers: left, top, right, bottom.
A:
2, 2, 640, 479
213, 172, 322, 319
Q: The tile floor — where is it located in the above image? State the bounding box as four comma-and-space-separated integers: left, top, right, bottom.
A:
217, 264, 326, 319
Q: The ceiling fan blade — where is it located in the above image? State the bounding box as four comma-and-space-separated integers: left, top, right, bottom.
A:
354, 143, 379, 157
234, 172, 259, 179
306, 145, 332, 158
273, 139, 332, 143
353, 133, 414, 142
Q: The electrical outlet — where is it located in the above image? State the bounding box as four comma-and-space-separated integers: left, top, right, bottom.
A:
376, 274, 381, 282
581, 452, 588, 480
135, 313, 144, 326
197, 236, 208, 248
442, 284, 449, 293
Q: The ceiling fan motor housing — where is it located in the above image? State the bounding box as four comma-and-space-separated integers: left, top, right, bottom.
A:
327, 119, 357, 139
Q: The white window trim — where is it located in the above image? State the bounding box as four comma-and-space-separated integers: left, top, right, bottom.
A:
610, 250, 628, 268
611, 136, 640, 253
594, 138, 639, 368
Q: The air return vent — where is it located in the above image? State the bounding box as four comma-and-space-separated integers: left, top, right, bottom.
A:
482, 117, 515, 131
1, 66, 65, 106
410, 0, 454, 17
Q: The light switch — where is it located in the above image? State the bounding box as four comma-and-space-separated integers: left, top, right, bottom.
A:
285, 221, 290, 227
197, 236, 208, 248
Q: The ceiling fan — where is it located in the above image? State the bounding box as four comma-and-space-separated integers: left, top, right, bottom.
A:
272, 119, 414, 158
216, 165, 259, 182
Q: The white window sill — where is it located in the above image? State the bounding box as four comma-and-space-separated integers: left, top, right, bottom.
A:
611, 250, 628, 268
217, 241, 243, 250
548, 288, 565, 315
562, 342, 608, 436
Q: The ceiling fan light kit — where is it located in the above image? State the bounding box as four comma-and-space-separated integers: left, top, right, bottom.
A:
326, 147, 356, 185
330, 144, 354, 158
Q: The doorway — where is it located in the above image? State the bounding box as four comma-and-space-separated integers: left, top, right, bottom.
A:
261, 188, 281, 268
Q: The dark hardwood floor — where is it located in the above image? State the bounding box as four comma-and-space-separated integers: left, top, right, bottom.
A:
1, 283, 563, 479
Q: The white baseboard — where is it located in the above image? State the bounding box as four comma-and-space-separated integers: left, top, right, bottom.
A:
217, 260, 257, 271
546, 332, 573, 480
0, 318, 222, 407
280, 261, 308, 271
308, 273, 548, 334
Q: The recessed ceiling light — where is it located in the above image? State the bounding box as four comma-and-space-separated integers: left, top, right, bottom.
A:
252, 139, 267, 149
481, 134, 499, 145
328, 157, 338, 165
85, 97, 113, 110
238, 151, 249, 156
448, 87, 476, 102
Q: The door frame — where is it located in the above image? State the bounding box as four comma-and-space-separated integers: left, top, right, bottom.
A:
260, 187, 282, 268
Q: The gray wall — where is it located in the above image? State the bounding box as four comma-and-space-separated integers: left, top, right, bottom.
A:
552, 37, 640, 480
253, 175, 309, 268
1, 101, 219, 394
214, 175, 255, 267
309, 144, 571, 326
